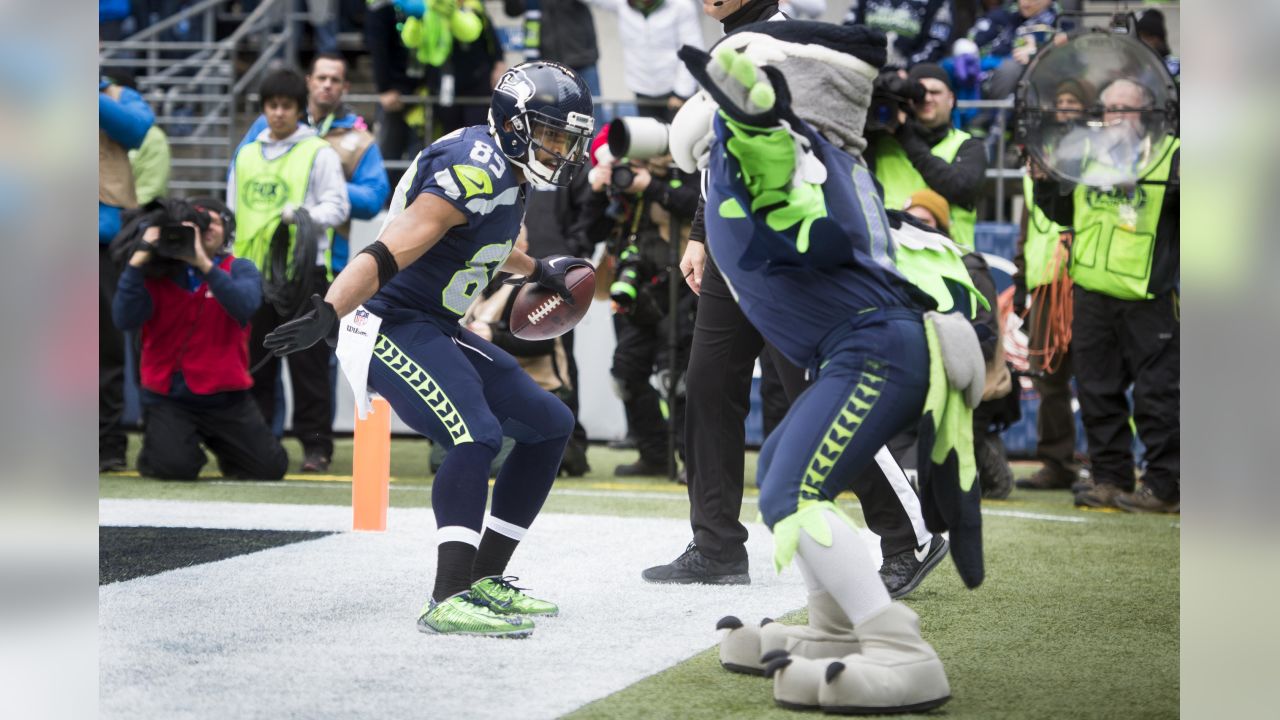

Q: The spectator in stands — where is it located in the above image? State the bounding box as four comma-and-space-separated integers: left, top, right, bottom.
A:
100, 73, 155, 472
113, 199, 289, 480
502, 0, 603, 118
966, 0, 1058, 135
1033, 81, 1180, 513
866, 63, 987, 248
842, 0, 954, 68
432, 0, 507, 137
235, 53, 390, 274
106, 71, 171, 204
591, 0, 705, 121
227, 68, 350, 472
1136, 8, 1178, 81
365, 0, 418, 170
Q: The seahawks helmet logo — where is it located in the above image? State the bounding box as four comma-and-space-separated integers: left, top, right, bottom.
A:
495, 70, 535, 111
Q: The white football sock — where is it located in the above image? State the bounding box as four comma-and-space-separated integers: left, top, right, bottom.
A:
795, 509, 891, 626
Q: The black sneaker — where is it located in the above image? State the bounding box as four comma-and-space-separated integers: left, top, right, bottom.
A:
879, 535, 949, 599
641, 543, 750, 585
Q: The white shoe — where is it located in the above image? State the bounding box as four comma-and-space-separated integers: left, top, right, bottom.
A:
717, 591, 862, 675
818, 603, 950, 714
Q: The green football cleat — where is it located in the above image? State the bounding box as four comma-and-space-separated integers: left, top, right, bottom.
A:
416, 592, 534, 638
470, 576, 560, 617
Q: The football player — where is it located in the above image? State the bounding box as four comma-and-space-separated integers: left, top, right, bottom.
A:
263, 62, 595, 638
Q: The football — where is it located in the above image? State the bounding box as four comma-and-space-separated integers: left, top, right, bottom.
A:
509, 264, 596, 341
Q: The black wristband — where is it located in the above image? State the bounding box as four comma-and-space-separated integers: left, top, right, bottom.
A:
357, 240, 399, 288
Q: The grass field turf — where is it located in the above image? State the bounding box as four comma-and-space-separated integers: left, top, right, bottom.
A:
101, 437, 1179, 718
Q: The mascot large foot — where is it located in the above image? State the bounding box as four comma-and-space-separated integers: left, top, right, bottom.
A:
818, 603, 950, 715
717, 590, 862, 676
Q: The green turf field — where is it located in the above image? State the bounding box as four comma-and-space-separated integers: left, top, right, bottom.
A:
101, 437, 1179, 718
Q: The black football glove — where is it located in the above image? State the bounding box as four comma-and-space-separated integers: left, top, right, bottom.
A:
262, 294, 339, 357
505, 255, 592, 305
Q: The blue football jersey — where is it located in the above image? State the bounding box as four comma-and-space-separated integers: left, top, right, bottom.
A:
703, 116, 920, 369
364, 125, 523, 332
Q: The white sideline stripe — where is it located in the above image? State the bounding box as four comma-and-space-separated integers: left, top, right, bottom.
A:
204, 482, 1092, 523
99, 499, 814, 720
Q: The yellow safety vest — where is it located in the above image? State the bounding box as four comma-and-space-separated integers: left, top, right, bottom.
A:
872, 129, 977, 249
233, 135, 333, 274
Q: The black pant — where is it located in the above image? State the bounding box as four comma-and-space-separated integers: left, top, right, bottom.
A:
100, 246, 128, 463
137, 392, 289, 480
685, 258, 920, 564
248, 269, 335, 459
635, 92, 674, 122
1028, 301, 1079, 479
612, 310, 684, 466
1071, 287, 1180, 499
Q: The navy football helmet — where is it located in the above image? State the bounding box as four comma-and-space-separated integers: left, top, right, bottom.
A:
489, 61, 595, 188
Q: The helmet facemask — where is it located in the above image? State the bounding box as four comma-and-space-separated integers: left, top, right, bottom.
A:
510, 110, 594, 189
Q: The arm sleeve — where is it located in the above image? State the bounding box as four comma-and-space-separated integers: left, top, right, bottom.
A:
1032, 178, 1075, 227
346, 142, 392, 220
99, 86, 155, 150
688, 196, 706, 244
565, 171, 608, 257
111, 265, 154, 331
897, 130, 988, 208
305, 146, 352, 229
204, 258, 264, 326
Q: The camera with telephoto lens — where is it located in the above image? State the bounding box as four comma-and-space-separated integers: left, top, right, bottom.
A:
866, 71, 926, 134
607, 117, 670, 161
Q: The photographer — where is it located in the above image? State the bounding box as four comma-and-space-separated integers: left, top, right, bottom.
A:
866, 63, 988, 249
585, 127, 700, 477
111, 199, 288, 481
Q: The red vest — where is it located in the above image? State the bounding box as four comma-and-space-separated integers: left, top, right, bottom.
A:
140, 255, 254, 395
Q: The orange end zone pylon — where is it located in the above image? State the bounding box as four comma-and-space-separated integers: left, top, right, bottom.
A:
352, 396, 391, 531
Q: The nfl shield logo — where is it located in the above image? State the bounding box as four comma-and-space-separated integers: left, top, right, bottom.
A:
354, 308, 369, 327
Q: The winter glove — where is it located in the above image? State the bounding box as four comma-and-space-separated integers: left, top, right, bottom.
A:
262, 294, 339, 357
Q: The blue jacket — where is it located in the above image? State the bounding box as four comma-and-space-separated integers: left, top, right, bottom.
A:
100, 79, 155, 244
234, 110, 390, 270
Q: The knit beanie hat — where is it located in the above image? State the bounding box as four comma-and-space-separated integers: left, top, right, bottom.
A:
905, 189, 951, 234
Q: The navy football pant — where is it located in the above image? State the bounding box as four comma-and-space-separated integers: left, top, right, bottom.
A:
368, 321, 574, 539
757, 314, 930, 529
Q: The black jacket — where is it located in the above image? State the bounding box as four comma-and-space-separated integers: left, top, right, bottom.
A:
868, 119, 988, 211
503, 0, 600, 69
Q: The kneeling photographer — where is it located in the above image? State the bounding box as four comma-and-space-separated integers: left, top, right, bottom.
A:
111, 198, 288, 480
587, 119, 700, 477
865, 64, 988, 249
